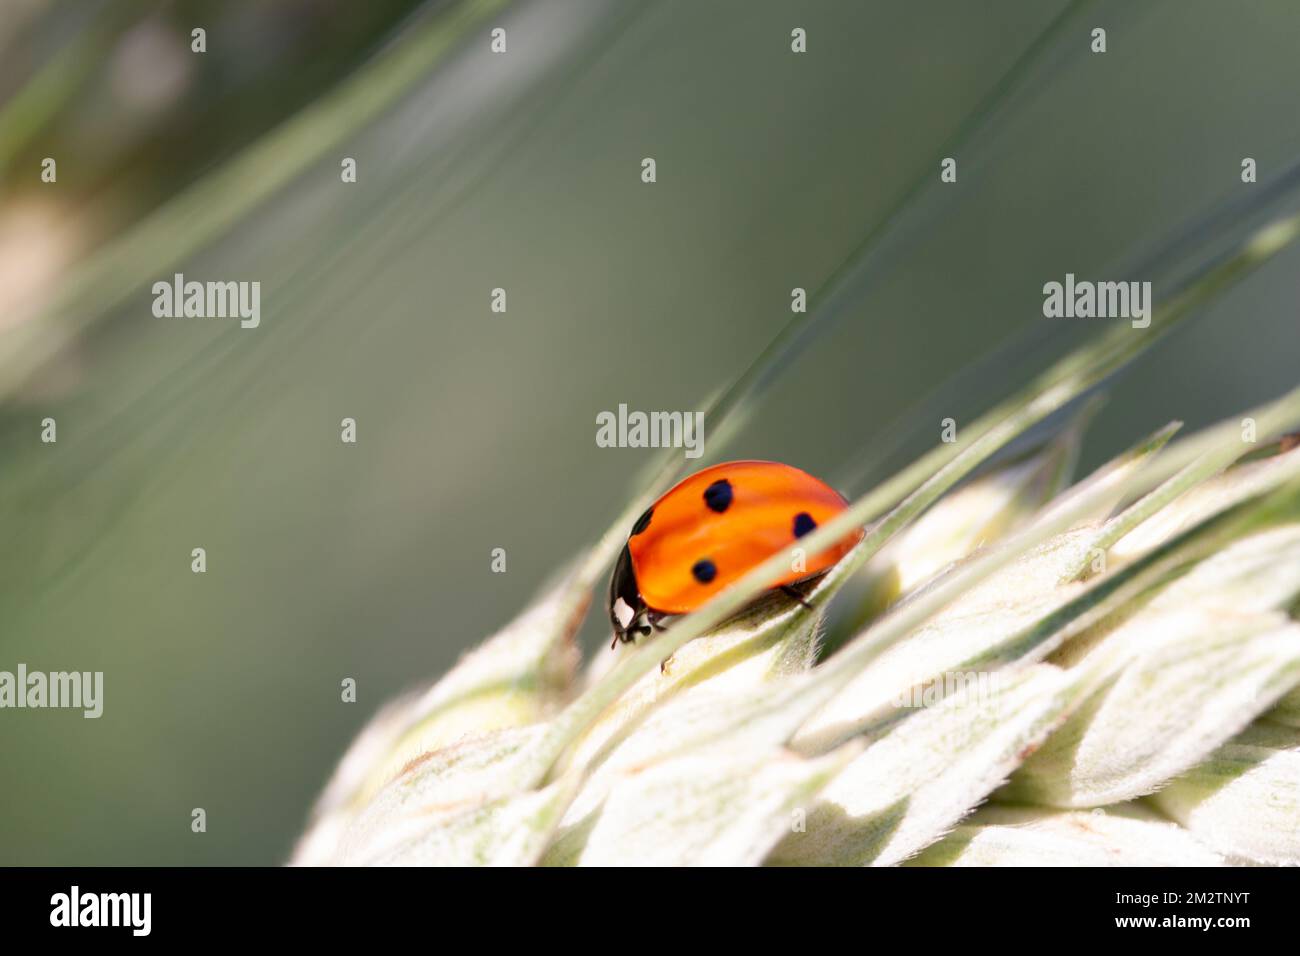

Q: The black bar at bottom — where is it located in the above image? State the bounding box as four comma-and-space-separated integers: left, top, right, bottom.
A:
0, 865, 1287, 941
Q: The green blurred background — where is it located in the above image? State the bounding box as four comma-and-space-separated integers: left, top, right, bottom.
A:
2, 0, 1299, 864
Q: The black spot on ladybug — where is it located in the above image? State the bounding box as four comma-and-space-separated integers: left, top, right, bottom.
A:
793, 512, 817, 538
691, 558, 717, 584
631, 507, 654, 536
703, 479, 733, 513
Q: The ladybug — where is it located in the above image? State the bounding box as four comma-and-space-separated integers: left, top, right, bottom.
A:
608, 460, 863, 645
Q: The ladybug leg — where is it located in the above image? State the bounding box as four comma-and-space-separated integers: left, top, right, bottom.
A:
612, 627, 647, 650
781, 585, 815, 610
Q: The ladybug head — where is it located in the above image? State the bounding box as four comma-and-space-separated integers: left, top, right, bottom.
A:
608, 545, 652, 644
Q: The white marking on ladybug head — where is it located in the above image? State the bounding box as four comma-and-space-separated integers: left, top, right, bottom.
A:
612, 597, 635, 629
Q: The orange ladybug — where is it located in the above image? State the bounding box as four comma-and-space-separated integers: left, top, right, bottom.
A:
608, 460, 862, 644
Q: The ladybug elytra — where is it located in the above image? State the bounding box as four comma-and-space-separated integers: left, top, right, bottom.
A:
608, 460, 862, 645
